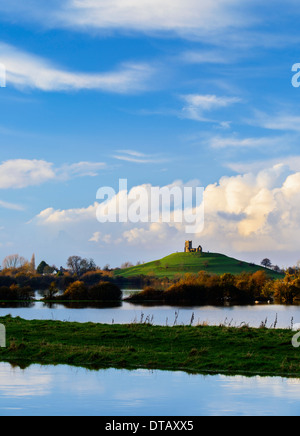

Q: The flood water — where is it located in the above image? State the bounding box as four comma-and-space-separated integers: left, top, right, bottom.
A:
1, 290, 300, 416
0, 362, 300, 416
0, 290, 299, 328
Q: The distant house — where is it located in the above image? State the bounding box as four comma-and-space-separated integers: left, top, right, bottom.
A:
184, 241, 203, 253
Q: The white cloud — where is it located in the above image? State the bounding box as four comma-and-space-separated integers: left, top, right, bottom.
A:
0, 159, 106, 189
0, 159, 56, 189
0, 42, 154, 93
31, 165, 300, 260
33, 180, 204, 227
0, 0, 255, 36
209, 135, 284, 149
180, 94, 241, 122
179, 50, 233, 64
62, 0, 249, 34
112, 150, 168, 164
200, 165, 300, 253
89, 232, 112, 244
0, 0, 299, 53
250, 111, 300, 133
123, 222, 177, 245
0, 200, 24, 211
58, 162, 106, 178
227, 155, 300, 174
34, 202, 99, 225
183, 94, 241, 111
89, 231, 102, 243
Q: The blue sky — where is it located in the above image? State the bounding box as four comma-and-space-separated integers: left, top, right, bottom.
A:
1, 0, 300, 269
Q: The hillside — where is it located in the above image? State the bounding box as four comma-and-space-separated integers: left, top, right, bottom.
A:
114, 252, 283, 280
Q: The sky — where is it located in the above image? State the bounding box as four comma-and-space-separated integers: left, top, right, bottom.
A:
1, 0, 300, 269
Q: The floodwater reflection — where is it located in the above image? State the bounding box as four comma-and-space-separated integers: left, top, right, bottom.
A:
1, 298, 300, 328
0, 363, 300, 416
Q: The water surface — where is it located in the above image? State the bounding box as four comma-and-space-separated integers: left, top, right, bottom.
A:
0, 294, 300, 328
0, 363, 300, 416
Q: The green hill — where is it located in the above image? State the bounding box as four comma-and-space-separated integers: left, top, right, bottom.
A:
114, 252, 283, 280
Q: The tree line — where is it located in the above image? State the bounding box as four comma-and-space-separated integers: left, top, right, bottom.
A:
126, 270, 300, 304
0, 254, 117, 300
1, 253, 300, 304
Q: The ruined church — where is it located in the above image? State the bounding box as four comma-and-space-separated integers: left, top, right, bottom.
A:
184, 241, 203, 253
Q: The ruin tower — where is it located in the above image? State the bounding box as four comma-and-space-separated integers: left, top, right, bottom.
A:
184, 241, 203, 253
185, 241, 193, 252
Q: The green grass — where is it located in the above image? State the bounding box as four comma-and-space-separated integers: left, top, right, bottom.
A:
0, 315, 299, 378
114, 252, 283, 280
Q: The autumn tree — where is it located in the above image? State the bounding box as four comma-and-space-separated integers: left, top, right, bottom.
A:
2, 254, 28, 270
273, 272, 300, 304
45, 281, 59, 300
63, 281, 88, 300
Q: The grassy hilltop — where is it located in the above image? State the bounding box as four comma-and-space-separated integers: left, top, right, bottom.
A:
114, 251, 282, 280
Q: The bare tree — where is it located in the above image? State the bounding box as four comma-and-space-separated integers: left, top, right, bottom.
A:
67, 256, 96, 276
121, 261, 134, 269
67, 256, 83, 276
2, 254, 28, 270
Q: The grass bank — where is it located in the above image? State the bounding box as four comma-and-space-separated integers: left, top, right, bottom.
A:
0, 315, 299, 378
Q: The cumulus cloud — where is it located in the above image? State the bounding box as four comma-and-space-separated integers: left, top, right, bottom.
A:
34, 202, 99, 225
32, 180, 204, 231
89, 231, 112, 244
226, 154, 300, 175
200, 164, 300, 253
123, 222, 178, 245
30, 164, 300, 260
0, 42, 154, 93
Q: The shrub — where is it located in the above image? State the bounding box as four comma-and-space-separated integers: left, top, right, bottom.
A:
44, 282, 59, 300
15, 285, 35, 301
81, 271, 104, 286
88, 282, 122, 301
165, 283, 208, 302
0, 284, 34, 301
63, 281, 88, 300
130, 286, 165, 302
0, 276, 17, 287
0, 286, 12, 300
